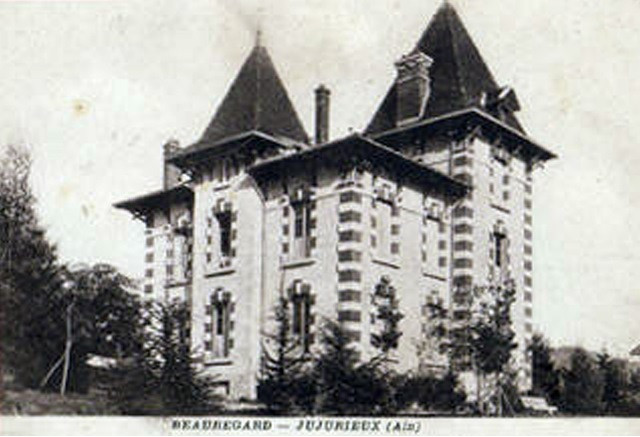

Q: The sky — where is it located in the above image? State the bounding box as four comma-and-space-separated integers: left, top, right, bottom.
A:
0, 0, 639, 357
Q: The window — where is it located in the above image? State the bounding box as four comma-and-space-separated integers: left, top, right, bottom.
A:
215, 211, 232, 258
289, 199, 312, 259
292, 293, 311, 351
290, 282, 312, 352
376, 199, 393, 258
494, 232, 508, 268
210, 291, 231, 358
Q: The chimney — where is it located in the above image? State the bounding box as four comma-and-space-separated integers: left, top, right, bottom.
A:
163, 139, 182, 189
395, 51, 433, 126
314, 84, 330, 144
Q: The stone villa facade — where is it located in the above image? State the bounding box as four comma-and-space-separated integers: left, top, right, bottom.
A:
115, 3, 556, 399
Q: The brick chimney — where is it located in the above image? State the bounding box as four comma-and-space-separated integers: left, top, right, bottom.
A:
395, 51, 433, 126
314, 84, 330, 144
163, 139, 182, 189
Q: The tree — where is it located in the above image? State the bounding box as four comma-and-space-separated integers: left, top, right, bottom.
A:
0, 145, 68, 390
110, 300, 221, 415
35, 263, 147, 394
369, 276, 405, 413
394, 371, 466, 413
560, 348, 604, 415
597, 352, 625, 414
258, 296, 314, 414
67, 264, 143, 359
370, 276, 404, 355
423, 281, 518, 415
314, 319, 388, 415
528, 333, 561, 406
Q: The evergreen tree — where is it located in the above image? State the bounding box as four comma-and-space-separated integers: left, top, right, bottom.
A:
528, 333, 561, 406
110, 300, 221, 415
597, 352, 625, 414
470, 282, 518, 377
314, 319, 387, 415
258, 296, 314, 414
560, 348, 604, 415
370, 276, 404, 355
0, 145, 67, 389
394, 371, 466, 413
369, 276, 405, 414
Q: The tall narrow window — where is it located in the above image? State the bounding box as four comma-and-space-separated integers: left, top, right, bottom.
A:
376, 200, 392, 258
290, 282, 312, 352
215, 211, 232, 258
493, 232, 508, 268
292, 294, 311, 351
292, 202, 311, 259
211, 291, 231, 358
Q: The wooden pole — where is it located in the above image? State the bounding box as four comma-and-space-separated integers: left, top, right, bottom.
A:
60, 302, 74, 396
40, 353, 64, 389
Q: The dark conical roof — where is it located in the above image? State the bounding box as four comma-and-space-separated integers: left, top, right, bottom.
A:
366, 2, 524, 134
200, 44, 309, 145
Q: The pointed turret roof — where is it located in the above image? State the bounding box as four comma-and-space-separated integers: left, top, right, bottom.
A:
366, 2, 524, 135
200, 43, 309, 145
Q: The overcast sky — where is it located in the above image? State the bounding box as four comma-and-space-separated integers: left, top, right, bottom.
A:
1, 0, 639, 357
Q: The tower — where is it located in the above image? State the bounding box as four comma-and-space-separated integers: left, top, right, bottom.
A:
367, 2, 556, 390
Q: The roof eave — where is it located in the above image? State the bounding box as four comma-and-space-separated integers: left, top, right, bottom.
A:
113, 185, 193, 217
169, 130, 297, 169
370, 108, 557, 162
248, 134, 468, 200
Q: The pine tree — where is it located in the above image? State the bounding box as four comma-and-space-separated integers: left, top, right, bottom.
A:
0, 145, 67, 389
369, 276, 404, 413
370, 276, 404, 355
561, 348, 604, 415
597, 352, 624, 414
110, 300, 221, 415
528, 334, 561, 406
258, 296, 314, 414
314, 319, 388, 416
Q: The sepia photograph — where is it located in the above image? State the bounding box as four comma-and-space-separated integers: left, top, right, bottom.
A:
1, 0, 639, 435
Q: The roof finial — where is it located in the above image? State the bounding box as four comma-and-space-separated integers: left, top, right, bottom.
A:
255, 27, 262, 47
255, 5, 264, 47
